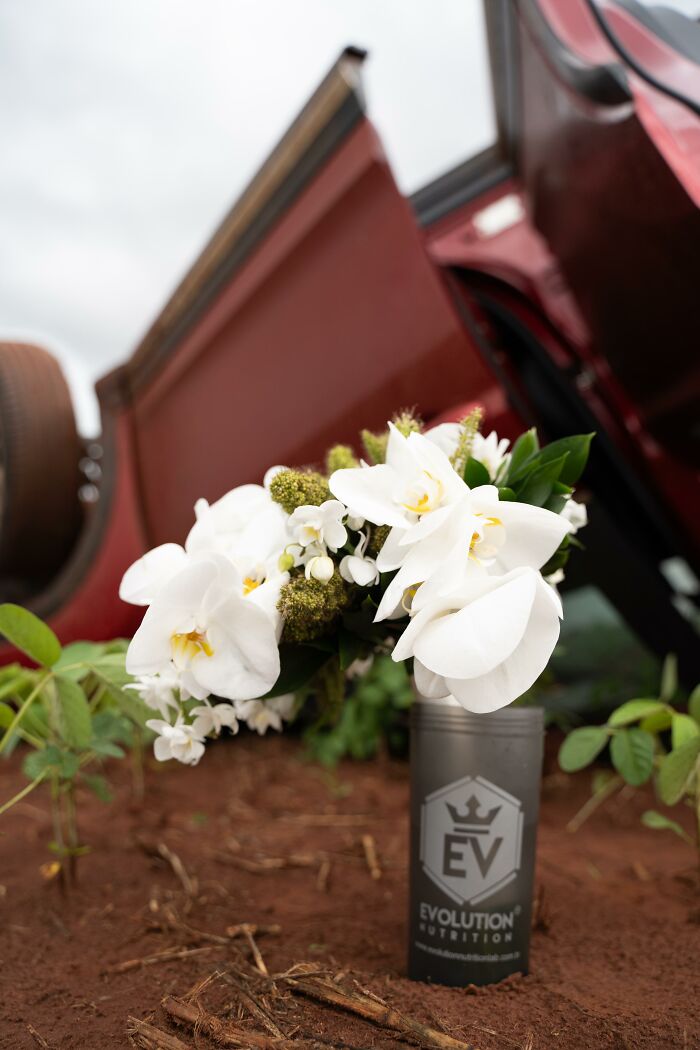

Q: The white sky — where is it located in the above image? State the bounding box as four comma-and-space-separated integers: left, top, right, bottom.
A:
0, 1, 495, 434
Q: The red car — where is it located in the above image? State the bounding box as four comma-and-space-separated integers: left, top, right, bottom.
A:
2, 0, 699, 679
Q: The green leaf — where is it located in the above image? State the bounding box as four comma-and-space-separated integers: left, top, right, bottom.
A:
671, 714, 700, 749
688, 684, 700, 725
640, 709, 673, 734
91, 740, 125, 758
259, 644, 331, 699
608, 700, 667, 727
538, 433, 594, 486
0, 604, 61, 667
0, 702, 14, 728
541, 547, 569, 578
89, 653, 132, 688
506, 428, 539, 482
82, 773, 113, 802
22, 745, 79, 781
338, 629, 363, 672
55, 675, 92, 750
641, 809, 693, 844
660, 654, 677, 703
516, 455, 569, 507
610, 728, 654, 786
497, 487, 516, 502
53, 641, 107, 680
464, 456, 490, 488
658, 737, 700, 805
558, 726, 609, 772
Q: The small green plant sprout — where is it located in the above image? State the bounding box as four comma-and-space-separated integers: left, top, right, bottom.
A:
559, 655, 700, 867
0, 604, 146, 887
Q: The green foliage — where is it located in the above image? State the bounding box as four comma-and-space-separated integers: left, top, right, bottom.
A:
0, 603, 61, 667
278, 572, 353, 644
305, 655, 413, 765
464, 456, 490, 489
559, 726, 609, 771
558, 655, 700, 858
360, 429, 388, 465
0, 610, 150, 885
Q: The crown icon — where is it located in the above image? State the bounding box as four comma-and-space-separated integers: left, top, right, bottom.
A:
446, 795, 501, 832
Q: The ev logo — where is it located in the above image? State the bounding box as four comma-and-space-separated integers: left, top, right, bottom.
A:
420, 775, 523, 906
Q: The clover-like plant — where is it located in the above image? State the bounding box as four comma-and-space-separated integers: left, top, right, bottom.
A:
0, 604, 145, 886
559, 655, 700, 867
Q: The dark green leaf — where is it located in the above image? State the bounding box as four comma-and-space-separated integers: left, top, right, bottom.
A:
259, 644, 331, 699
641, 809, 692, 843
610, 728, 654, 786
516, 455, 569, 507
541, 547, 569, 577
55, 675, 91, 750
0, 604, 61, 667
538, 433, 594, 486
464, 456, 490, 488
338, 629, 364, 672
54, 641, 107, 680
506, 428, 539, 482
91, 740, 126, 758
82, 773, 113, 802
22, 745, 79, 781
660, 654, 678, 703
497, 486, 516, 502
558, 726, 609, 772
658, 737, 700, 805
688, 684, 700, 725
608, 700, 667, 727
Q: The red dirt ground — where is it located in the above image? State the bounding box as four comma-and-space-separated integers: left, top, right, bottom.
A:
0, 733, 698, 1050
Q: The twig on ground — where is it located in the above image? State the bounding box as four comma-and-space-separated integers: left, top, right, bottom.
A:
127, 1016, 193, 1050
276, 963, 482, 1050
243, 925, 269, 975
157, 842, 198, 897
212, 850, 321, 874
225, 922, 281, 940
161, 995, 314, 1048
221, 972, 286, 1038
317, 858, 331, 892
360, 835, 381, 880
26, 1024, 52, 1049
108, 945, 220, 974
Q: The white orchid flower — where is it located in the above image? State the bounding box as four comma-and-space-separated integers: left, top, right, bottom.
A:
339, 531, 380, 587
330, 423, 465, 534
126, 555, 281, 703
187, 484, 288, 565
236, 694, 296, 735
305, 554, 335, 583
119, 543, 189, 606
425, 424, 511, 481
146, 717, 206, 765
191, 699, 239, 738
394, 566, 562, 713
561, 497, 587, 534
374, 484, 570, 621
289, 500, 348, 552
124, 671, 182, 720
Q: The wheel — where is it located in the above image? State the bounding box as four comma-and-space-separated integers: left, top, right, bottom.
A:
0, 343, 82, 597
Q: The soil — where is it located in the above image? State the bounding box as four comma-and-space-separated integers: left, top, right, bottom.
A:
0, 732, 698, 1050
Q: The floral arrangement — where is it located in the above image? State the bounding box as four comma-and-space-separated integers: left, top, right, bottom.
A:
120, 409, 591, 765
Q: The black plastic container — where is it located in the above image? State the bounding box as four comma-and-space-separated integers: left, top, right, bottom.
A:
408, 699, 544, 986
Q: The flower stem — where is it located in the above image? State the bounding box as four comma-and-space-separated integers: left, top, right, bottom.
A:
0, 772, 45, 817
0, 672, 52, 754
50, 775, 68, 892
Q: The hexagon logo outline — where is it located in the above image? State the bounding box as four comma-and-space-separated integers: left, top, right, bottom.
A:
420, 774, 523, 906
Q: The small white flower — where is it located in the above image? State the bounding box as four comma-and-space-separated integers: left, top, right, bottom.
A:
124, 672, 181, 720
235, 694, 296, 735
191, 700, 239, 738
340, 531, 379, 587
146, 718, 206, 765
561, 497, 587, 534
471, 431, 511, 480
346, 654, 374, 679
346, 512, 365, 531
305, 554, 335, 583
289, 500, 348, 552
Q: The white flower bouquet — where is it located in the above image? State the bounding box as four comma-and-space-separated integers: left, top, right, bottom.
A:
120, 409, 591, 765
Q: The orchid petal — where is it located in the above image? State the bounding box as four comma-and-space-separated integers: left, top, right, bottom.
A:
119, 544, 188, 606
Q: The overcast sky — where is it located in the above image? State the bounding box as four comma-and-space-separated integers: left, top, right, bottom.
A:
0, 1, 494, 434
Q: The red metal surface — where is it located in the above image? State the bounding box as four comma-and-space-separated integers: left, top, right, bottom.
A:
128, 120, 501, 548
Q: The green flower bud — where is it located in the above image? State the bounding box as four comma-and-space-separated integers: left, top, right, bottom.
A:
360, 429, 388, 465
278, 572, 351, 643
278, 552, 295, 572
269, 470, 331, 514
392, 408, 423, 437
326, 444, 359, 473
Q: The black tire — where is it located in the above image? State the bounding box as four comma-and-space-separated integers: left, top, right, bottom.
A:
0, 343, 82, 595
